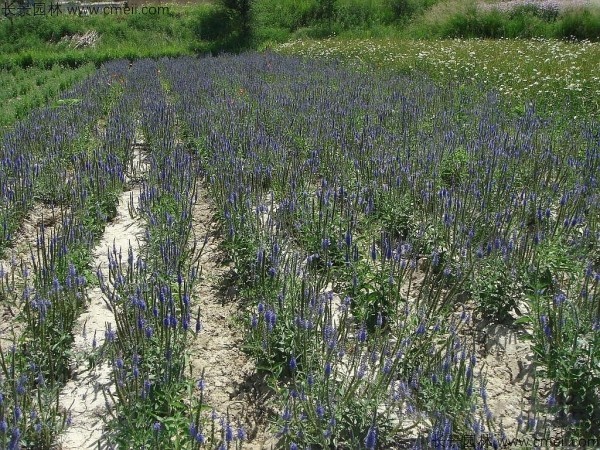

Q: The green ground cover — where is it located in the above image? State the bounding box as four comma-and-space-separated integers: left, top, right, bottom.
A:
276, 37, 600, 119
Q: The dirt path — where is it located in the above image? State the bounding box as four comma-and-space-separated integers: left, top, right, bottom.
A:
188, 187, 275, 449
54, 129, 148, 449
57, 184, 143, 450
478, 322, 555, 439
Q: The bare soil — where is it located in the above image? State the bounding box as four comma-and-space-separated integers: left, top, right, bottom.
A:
57, 184, 144, 450
187, 186, 276, 449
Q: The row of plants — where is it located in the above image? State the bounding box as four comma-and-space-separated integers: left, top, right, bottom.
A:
2, 56, 252, 450
96, 59, 206, 448
0, 60, 137, 449
91, 59, 246, 449
1, 51, 598, 447
0, 63, 95, 131
161, 52, 599, 444
0, 61, 126, 257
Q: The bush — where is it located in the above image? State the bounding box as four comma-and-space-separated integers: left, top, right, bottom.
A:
556, 7, 600, 40
387, 0, 415, 19
191, 5, 238, 41
385, 0, 442, 22
219, 0, 252, 37
335, 0, 395, 29
252, 0, 318, 32
407, 1, 600, 40
510, 3, 559, 22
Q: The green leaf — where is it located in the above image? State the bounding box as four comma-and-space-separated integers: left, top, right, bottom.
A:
513, 315, 533, 325
53, 98, 82, 107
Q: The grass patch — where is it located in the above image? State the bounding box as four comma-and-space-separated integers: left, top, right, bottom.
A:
0, 0, 599, 72
276, 37, 600, 119
0, 4, 219, 70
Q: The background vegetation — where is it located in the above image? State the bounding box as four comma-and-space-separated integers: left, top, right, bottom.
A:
1, 0, 599, 70
2, 0, 599, 134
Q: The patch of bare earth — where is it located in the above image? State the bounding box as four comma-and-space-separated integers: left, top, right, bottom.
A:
57, 184, 143, 450
398, 261, 556, 440
188, 186, 275, 449
56, 134, 148, 449
476, 320, 556, 439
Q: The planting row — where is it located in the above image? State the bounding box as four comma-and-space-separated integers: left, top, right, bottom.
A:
1, 53, 599, 449
162, 52, 599, 445
0, 59, 136, 449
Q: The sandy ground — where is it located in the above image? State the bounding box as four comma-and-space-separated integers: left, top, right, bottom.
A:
57, 184, 144, 450
57, 139, 147, 449
187, 186, 276, 449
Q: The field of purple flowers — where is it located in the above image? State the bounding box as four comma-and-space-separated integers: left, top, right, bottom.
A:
0, 52, 599, 449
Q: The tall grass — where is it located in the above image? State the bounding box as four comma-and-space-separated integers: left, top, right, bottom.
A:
0, 0, 599, 72
406, 1, 600, 39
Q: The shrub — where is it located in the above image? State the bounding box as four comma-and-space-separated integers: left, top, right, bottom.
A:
335, 0, 395, 29
556, 7, 600, 40
252, 0, 318, 32
191, 5, 239, 41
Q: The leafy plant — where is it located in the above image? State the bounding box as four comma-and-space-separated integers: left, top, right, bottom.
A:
470, 255, 520, 321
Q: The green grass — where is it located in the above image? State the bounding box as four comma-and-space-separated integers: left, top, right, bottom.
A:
2, 0, 598, 73
0, 3, 220, 70
276, 37, 600, 119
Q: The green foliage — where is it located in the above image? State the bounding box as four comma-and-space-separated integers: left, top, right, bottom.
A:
213, 0, 253, 46
383, 0, 443, 22
0, 63, 93, 131
523, 236, 583, 295
557, 7, 600, 40
526, 280, 600, 438
315, 0, 336, 25
440, 146, 469, 188
192, 4, 238, 41
470, 255, 520, 321
0, 5, 214, 71
252, 0, 319, 33
348, 259, 404, 330
0, 0, 599, 74
335, 0, 395, 29
510, 3, 559, 22
80, 190, 120, 238
0, 336, 69, 449
408, 3, 600, 39
106, 368, 191, 448
387, 0, 414, 18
